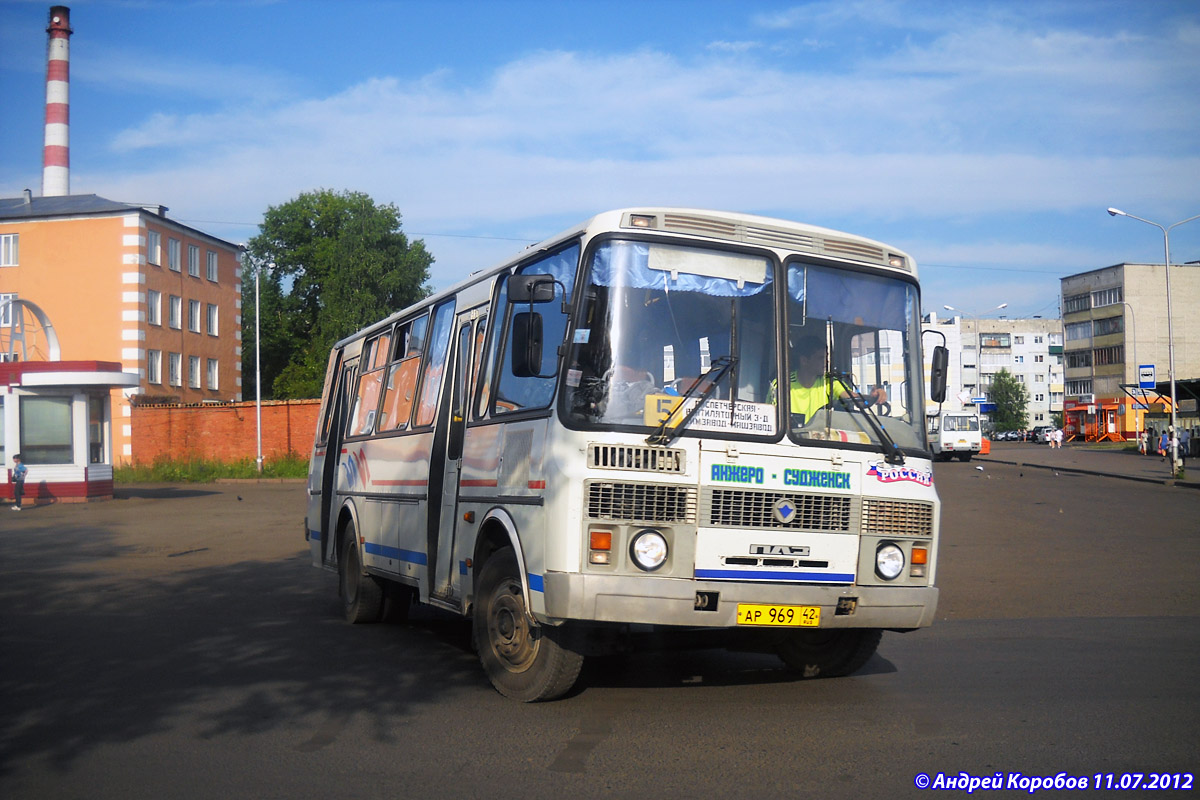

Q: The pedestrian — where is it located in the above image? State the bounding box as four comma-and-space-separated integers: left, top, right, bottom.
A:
1182, 428, 1192, 462
1160, 429, 1170, 461
1138, 429, 1147, 455
1053, 427, 1064, 449
11, 453, 27, 511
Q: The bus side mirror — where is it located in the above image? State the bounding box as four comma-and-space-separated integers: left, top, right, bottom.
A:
507, 274, 556, 303
511, 311, 545, 378
929, 345, 948, 403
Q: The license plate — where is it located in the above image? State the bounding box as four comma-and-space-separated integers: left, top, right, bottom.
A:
736, 604, 820, 627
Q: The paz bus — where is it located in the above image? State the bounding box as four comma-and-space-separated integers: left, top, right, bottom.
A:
305, 208, 949, 701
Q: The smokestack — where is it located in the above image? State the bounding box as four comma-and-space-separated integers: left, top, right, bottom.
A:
42, 6, 73, 197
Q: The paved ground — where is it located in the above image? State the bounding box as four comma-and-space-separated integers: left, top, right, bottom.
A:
982, 440, 1200, 489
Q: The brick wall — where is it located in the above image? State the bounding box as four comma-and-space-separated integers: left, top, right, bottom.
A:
131, 399, 320, 463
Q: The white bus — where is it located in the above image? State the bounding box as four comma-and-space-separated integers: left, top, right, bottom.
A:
927, 411, 983, 461
306, 208, 948, 701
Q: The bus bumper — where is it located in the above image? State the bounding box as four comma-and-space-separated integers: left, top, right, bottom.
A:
540, 572, 938, 630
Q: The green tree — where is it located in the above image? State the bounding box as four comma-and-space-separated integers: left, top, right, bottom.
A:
988, 368, 1029, 431
242, 190, 433, 399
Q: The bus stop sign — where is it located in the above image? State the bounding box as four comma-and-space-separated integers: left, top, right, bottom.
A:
1139, 365, 1155, 389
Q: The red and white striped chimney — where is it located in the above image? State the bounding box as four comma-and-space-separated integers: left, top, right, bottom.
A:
42, 5, 73, 197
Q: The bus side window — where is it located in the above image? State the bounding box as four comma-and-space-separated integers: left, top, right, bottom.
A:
414, 301, 456, 427
470, 315, 488, 418
377, 314, 429, 433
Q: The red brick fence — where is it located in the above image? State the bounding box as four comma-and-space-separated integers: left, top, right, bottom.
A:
131, 399, 320, 464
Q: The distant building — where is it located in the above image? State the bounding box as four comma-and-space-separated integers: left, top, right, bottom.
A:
923, 313, 1064, 428
1, 193, 244, 464
1060, 262, 1200, 441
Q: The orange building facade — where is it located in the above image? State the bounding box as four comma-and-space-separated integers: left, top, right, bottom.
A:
1, 193, 243, 464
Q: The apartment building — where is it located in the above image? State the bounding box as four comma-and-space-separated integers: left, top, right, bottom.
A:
923, 312, 1064, 428
1060, 262, 1200, 441
1, 193, 243, 464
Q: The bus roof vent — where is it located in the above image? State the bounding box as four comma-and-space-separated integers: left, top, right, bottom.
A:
661, 213, 738, 240
589, 444, 686, 473
821, 237, 885, 262
743, 224, 818, 252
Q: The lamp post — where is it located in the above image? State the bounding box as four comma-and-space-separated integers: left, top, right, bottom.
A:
1107, 208, 1200, 477
255, 262, 263, 475
943, 303, 1008, 408
1122, 301, 1138, 441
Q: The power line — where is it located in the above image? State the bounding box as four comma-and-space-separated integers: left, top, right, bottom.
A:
175, 217, 534, 243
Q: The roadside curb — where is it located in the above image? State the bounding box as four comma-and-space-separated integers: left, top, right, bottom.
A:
982, 457, 1200, 490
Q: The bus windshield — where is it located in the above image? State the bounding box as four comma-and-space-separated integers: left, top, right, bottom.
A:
563, 240, 778, 437
783, 261, 926, 452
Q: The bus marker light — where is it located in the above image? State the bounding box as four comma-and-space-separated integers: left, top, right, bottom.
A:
911, 547, 928, 565
590, 530, 612, 550
589, 551, 611, 565
462, 511, 475, 523
628, 214, 656, 228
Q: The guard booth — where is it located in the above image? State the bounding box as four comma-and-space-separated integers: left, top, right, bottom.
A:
2, 298, 138, 503
1, 361, 139, 503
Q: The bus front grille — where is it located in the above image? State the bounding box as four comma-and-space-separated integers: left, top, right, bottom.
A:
588, 444, 686, 473
862, 498, 934, 537
586, 481, 697, 523
705, 489, 853, 532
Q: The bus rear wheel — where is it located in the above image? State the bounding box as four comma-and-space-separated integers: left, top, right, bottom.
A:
339, 523, 383, 624
776, 628, 882, 678
473, 547, 583, 702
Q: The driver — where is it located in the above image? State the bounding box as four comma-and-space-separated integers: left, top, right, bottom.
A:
770, 331, 887, 424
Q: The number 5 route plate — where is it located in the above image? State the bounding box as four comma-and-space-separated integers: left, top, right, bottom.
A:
736, 603, 820, 627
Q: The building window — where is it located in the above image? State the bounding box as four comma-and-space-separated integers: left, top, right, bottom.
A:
0, 293, 16, 326
1014, 355, 1024, 363
1035, 393, 1045, 402
979, 332, 1011, 348
1092, 287, 1122, 308
1035, 374, 1044, 383
1013, 335, 1024, 345
148, 349, 162, 384
1094, 345, 1124, 366
1067, 350, 1092, 369
148, 230, 161, 265
168, 352, 182, 387
1034, 354, 1044, 363
168, 295, 182, 329
168, 238, 181, 271
1066, 379, 1093, 396
207, 358, 219, 390
188, 356, 201, 388
1093, 316, 1123, 336
188, 299, 201, 333
147, 290, 161, 326
206, 250, 218, 282
1034, 336, 1043, 344
19, 396, 73, 465
206, 303, 218, 335
0, 233, 17, 266
188, 244, 200, 277
1065, 321, 1091, 341
1063, 293, 1090, 314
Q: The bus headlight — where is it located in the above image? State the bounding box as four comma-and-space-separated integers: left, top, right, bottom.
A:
875, 543, 905, 580
629, 529, 668, 572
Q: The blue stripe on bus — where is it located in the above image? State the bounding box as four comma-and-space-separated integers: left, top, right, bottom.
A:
363, 542, 428, 565
309, 529, 321, 542
694, 569, 854, 583
459, 560, 468, 575
528, 573, 544, 593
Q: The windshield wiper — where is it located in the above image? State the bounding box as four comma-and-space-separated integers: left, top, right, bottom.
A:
646, 355, 737, 446
832, 370, 905, 465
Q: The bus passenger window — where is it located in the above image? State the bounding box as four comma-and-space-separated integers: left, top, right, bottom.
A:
349, 367, 385, 436
414, 301, 456, 427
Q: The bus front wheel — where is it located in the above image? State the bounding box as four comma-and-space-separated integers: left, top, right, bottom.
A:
339, 523, 383, 624
776, 628, 882, 678
473, 548, 584, 701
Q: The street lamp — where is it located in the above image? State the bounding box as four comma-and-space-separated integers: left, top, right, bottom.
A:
1107, 207, 1200, 477
943, 303, 1008, 404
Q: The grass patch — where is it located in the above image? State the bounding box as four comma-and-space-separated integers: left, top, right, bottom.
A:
116, 453, 309, 483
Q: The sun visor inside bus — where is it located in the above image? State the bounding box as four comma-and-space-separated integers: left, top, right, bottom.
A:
788, 267, 911, 331
590, 241, 771, 297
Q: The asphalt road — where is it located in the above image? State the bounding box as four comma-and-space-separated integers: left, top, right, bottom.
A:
1, 465, 1197, 799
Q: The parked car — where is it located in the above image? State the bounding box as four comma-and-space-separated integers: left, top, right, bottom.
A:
1033, 426, 1054, 443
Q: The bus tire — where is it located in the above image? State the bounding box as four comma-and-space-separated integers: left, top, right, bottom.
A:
958, 453, 972, 462
776, 628, 882, 678
473, 547, 584, 702
339, 523, 383, 624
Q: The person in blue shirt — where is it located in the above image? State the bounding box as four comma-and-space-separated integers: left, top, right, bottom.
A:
11, 453, 27, 511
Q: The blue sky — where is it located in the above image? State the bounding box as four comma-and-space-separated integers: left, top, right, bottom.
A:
2, 0, 1199, 320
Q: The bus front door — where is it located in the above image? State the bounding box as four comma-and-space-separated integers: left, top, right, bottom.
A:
428, 315, 475, 604
320, 360, 355, 565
